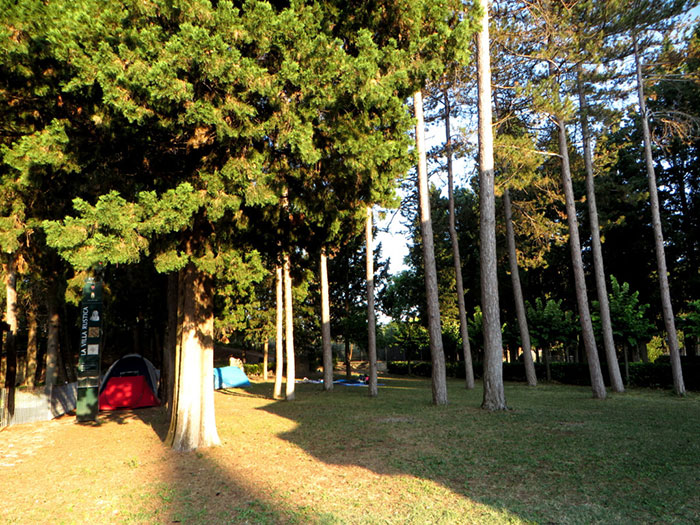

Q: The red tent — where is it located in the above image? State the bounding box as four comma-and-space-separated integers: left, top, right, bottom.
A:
99, 354, 160, 410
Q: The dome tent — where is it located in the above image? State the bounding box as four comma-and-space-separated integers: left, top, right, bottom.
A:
98, 354, 160, 410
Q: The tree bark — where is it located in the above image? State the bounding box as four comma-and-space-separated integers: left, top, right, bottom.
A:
576, 70, 625, 393
444, 90, 475, 390
366, 207, 378, 397
634, 37, 685, 395
555, 115, 606, 399
3, 257, 17, 389
45, 288, 60, 391
263, 339, 269, 381
167, 262, 220, 451
320, 249, 333, 391
476, 1, 506, 410
59, 303, 76, 383
414, 89, 448, 406
283, 254, 295, 401
274, 265, 284, 399
503, 188, 537, 386
24, 304, 38, 388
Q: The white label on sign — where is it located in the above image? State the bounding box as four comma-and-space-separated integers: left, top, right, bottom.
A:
87, 344, 99, 355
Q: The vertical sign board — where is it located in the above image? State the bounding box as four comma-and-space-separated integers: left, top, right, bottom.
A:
76, 277, 103, 422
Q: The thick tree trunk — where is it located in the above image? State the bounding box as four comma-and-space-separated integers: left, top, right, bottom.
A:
476, 2, 506, 411
504, 188, 537, 386
634, 37, 685, 396
283, 254, 295, 401
444, 90, 475, 390
167, 263, 220, 451
45, 289, 60, 391
274, 265, 284, 399
24, 305, 38, 388
320, 250, 333, 391
555, 115, 606, 399
414, 89, 448, 406
577, 71, 624, 393
366, 207, 378, 397
3, 258, 18, 389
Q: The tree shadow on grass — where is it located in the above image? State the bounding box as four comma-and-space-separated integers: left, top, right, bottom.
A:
87, 403, 338, 524
254, 377, 700, 524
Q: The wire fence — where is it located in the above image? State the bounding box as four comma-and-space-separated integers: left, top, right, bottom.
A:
0, 382, 77, 430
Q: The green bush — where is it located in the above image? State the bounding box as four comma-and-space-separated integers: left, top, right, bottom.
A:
243, 363, 272, 376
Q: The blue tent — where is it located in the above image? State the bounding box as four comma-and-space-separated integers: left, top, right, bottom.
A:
213, 366, 251, 389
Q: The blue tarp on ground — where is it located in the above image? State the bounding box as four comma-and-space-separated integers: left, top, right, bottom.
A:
213, 366, 251, 389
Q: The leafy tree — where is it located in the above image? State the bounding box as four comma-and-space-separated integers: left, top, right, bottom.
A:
592, 276, 654, 368
526, 297, 578, 381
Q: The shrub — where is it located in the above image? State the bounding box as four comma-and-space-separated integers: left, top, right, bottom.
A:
243, 363, 272, 377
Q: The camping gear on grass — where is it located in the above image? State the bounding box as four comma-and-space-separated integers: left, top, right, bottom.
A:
213, 366, 250, 389
99, 354, 160, 410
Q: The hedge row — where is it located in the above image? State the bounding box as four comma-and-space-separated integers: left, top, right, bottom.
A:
386, 360, 700, 391
242, 363, 272, 376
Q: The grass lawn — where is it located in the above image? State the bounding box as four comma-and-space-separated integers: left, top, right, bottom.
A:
1, 376, 698, 524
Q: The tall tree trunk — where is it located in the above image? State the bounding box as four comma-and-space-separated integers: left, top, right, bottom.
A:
263, 339, 269, 381
577, 70, 625, 393
24, 304, 38, 388
444, 90, 475, 390
284, 253, 295, 401
167, 262, 220, 451
476, 1, 506, 410
59, 303, 76, 383
274, 265, 284, 399
3, 257, 17, 389
555, 115, 606, 399
503, 188, 537, 386
344, 290, 352, 378
544, 345, 551, 382
634, 37, 685, 395
320, 249, 333, 391
366, 207, 378, 397
414, 89, 448, 406
45, 287, 60, 391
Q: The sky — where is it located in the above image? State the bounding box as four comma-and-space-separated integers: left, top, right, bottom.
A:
375, 113, 474, 276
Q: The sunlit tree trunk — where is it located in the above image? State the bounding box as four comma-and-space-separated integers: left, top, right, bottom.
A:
577, 69, 624, 393
414, 89, 448, 406
634, 36, 685, 396
476, 0, 506, 410
444, 90, 475, 390
274, 265, 284, 400
284, 254, 295, 401
167, 262, 221, 451
320, 249, 333, 391
3, 257, 17, 389
555, 115, 606, 399
366, 207, 378, 397
503, 188, 537, 386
